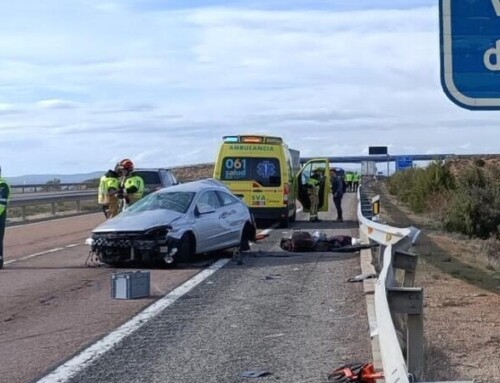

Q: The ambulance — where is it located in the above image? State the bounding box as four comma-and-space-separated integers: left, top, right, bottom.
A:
213, 135, 330, 227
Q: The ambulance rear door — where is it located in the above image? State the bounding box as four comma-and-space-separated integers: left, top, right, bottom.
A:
295, 159, 330, 212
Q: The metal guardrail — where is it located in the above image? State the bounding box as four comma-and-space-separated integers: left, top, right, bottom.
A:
10, 182, 96, 193
357, 183, 471, 383
7, 190, 97, 222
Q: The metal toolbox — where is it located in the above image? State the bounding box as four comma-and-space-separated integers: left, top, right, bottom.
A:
111, 271, 150, 299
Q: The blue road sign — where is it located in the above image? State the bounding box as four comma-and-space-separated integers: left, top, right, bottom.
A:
396, 157, 413, 171
440, 0, 500, 110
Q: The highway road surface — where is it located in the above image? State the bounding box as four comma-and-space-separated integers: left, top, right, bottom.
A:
0, 194, 371, 383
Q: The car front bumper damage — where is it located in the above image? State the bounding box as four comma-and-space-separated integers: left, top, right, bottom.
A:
90, 228, 180, 265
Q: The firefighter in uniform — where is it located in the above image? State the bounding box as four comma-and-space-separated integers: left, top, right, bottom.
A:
0, 166, 11, 269
116, 159, 144, 208
306, 168, 323, 222
97, 169, 120, 218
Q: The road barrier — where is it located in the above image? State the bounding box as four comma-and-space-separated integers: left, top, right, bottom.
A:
8, 189, 97, 223
357, 182, 471, 383
10, 182, 96, 194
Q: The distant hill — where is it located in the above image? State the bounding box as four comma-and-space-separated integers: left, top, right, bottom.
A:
5, 171, 103, 185
170, 163, 214, 182
4, 163, 217, 185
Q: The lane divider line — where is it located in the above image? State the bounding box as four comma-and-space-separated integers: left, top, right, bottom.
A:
35, 258, 231, 383
4, 244, 79, 266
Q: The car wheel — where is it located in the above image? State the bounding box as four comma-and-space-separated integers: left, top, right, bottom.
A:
177, 233, 194, 263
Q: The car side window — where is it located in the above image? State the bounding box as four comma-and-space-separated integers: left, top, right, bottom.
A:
197, 191, 221, 210
216, 190, 239, 206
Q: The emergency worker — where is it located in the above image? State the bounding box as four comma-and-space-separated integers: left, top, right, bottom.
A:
116, 159, 144, 208
352, 171, 360, 193
306, 168, 323, 222
345, 171, 353, 192
0, 166, 11, 269
97, 168, 120, 218
330, 169, 344, 222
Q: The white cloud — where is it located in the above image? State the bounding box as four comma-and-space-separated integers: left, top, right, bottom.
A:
36, 99, 81, 110
0, 2, 499, 176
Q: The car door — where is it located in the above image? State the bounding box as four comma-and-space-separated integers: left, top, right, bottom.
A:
192, 190, 223, 252
215, 190, 247, 248
295, 159, 331, 212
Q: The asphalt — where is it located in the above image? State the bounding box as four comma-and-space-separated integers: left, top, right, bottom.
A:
65, 193, 372, 383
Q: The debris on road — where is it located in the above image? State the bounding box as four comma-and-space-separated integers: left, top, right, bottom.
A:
326, 363, 383, 383
241, 370, 272, 378
347, 273, 377, 283
280, 230, 376, 253
263, 274, 282, 281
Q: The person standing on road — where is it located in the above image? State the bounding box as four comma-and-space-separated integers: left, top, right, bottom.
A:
352, 171, 360, 193
306, 168, 323, 222
97, 168, 120, 218
0, 166, 12, 269
116, 159, 144, 209
345, 171, 353, 193
330, 169, 344, 222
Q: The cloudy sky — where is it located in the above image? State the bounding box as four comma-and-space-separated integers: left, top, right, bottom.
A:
1, 0, 499, 176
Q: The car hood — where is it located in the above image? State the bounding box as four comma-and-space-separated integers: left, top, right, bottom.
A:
92, 209, 183, 233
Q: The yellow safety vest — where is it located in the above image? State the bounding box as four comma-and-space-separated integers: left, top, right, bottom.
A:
124, 175, 144, 204
98, 175, 120, 205
0, 177, 11, 216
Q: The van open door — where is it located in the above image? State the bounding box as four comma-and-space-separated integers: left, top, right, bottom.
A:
295, 159, 330, 213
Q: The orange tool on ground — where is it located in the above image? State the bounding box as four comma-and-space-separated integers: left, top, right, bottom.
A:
326, 363, 384, 383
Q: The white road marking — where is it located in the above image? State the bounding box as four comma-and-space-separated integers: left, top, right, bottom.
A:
4, 244, 80, 266
35, 258, 231, 383
6, 213, 103, 229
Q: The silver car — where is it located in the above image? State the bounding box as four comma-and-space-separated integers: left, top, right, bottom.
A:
90, 179, 256, 266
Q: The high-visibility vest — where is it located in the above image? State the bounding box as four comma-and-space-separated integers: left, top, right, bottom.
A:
0, 177, 11, 216
98, 175, 119, 205
124, 175, 144, 204
346, 173, 353, 182
306, 177, 319, 187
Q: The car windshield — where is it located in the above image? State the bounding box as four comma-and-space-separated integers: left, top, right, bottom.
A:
125, 191, 195, 214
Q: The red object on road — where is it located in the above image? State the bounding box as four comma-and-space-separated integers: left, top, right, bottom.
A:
327, 363, 383, 383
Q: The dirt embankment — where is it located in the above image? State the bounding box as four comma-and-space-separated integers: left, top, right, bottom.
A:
446, 155, 500, 178
170, 163, 214, 182
367, 179, 500, 383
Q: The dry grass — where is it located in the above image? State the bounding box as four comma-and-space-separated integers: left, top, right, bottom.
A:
170, 163, 214, 182
366, 179, 500, 383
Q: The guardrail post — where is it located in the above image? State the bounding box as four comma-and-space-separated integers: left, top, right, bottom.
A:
394, 250, 418, 287
76, 200, 81, 212
388, 287, 424, 381
377, 243, 386, 270
51, 202, 56, 216
407, 313, 424, 381
22, 206, 27, 221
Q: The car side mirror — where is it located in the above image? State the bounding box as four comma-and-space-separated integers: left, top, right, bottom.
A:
195, 204, 216, 216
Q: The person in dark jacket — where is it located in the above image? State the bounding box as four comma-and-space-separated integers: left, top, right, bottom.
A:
330, 169, 343, 222
0, 166, 11, 269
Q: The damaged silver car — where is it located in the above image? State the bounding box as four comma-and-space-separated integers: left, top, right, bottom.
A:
89, 179, 256, 266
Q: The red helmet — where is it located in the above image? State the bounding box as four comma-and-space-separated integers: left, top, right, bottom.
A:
119, 159, 134, 171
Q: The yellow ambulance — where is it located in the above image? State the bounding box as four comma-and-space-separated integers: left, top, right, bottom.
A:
213, 134, 330, 227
